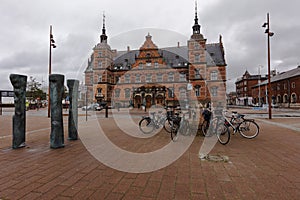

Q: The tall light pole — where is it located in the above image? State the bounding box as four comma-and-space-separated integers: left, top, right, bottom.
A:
48, 25, 56, 118
258, 65, 263, 107
262, 13, 274, 119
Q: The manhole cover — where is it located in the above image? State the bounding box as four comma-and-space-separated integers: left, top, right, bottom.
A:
199, 154, 229, 162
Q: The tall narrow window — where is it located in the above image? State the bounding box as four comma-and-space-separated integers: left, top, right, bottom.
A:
168, 88, 174, 98
195, 54, 200, 62
115, 89, 120, 98
136, 74, 141, 83
210, 71, 218, 80
125, 89, 131, 99
98, 75, 102, 83
146, 74, 152, 83
157, 73, 163, 82
211, 87, 218, 97
180, 73, 186, 82
125, 74, 130, 83
195, 85, 201, 97
195, 69, 201, 79
168, 72, 174, 82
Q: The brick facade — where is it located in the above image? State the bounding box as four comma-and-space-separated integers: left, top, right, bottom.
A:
84, 10, 227, 109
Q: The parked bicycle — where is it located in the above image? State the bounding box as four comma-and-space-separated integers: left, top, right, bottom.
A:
170, 111, 190, 141
202, 109, 230, 145
223, 110, 260, 139
139, 111, 167, 134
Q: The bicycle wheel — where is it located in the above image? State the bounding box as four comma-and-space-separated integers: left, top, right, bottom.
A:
139, 118, 155, 134
163, 118, 172, 133
201, 120, 209, 136
238, 120, 259, 139
171, 121, 179, 142
216, 122, 230, 145
179, 120, 190, 136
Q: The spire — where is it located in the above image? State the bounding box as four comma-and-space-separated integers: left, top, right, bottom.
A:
192, 1, 201, 35
100, 12, 108, 43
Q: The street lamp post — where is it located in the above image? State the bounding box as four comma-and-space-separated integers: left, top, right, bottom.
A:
262, 13, 274, 119
47, 25, 56, 118
258, 65, 263, 107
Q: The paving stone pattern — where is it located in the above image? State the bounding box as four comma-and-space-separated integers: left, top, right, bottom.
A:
0, 109, 299, 200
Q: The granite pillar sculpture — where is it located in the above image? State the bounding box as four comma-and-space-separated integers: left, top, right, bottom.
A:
9, 74, 27, 149
67, 79, 79, 140
49, 74, 65, 148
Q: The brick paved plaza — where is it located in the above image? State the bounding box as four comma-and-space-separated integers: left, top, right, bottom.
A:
0, 108, 299, 199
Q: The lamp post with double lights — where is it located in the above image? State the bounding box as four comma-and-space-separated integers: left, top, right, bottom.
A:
47, 25, 57, 118
262, 13, 274, 119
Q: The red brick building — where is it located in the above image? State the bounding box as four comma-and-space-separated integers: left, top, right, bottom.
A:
252, 66, 300, 108
235, 71, 267, 106
84, 7, 227, 109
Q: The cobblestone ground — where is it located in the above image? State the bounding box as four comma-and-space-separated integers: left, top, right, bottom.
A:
0, 108, 299, 199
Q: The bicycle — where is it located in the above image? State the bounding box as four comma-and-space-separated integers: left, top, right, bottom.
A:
202, 109, 230, 145
170, 111, 190, 141
139, 111, 167, 134
223, 110, 260, 139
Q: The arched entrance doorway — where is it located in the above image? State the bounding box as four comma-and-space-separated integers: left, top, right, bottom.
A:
134, 95, 141, 108
156, 94, 164, 105
145, 95, 152, 108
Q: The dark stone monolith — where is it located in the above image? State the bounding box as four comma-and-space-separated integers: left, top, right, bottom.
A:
9, 74, 27, 149
49, 74, 65, 149
67, 79, 79, 140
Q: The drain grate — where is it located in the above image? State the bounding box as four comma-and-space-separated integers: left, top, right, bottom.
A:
199, 154, 229, 162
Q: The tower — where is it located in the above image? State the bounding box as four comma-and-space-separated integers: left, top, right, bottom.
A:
188, 2, 207, 101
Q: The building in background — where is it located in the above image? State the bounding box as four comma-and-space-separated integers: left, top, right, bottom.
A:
252, 66, 300, 108
235, 70, 267, 106
84, 6, 227, 109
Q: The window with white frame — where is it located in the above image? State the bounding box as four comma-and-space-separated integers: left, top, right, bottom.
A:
194, 42, 200, 50
179, 73, 186, 82
115, 89, 120, 98
136, 74, 141, 83
179, 87, 186, 99
168, 72, 174, 82
154, 62, 159, 68
98, 61, 102, 68
157, 73, 163, 82
98, 75, 102, 82
210, 71, 218, 80
146, 74, 152, 83
195, 54, 200, 62
125, 89, 131, 99
125, 74, 130, 83
211, 87, 218, 97
138, 63, 143, 69
292, 82, 296, 88
195, 69, 201, 79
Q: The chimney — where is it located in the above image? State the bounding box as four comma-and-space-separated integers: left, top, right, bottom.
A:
127, 46, 130, 52
177, 42, 180, 48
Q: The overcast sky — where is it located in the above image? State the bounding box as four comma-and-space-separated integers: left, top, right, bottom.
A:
0, 0, 299, 92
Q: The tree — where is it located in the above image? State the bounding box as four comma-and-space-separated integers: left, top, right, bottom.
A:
26, 76, 46, 100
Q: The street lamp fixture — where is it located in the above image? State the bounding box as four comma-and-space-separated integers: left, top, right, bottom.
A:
48, 25, 57, 118
262, 13, 274, 119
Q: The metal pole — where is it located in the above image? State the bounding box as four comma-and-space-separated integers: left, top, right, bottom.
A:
85, 89, 87, 121
267, 13, 272, 119
47, 25, 52, 118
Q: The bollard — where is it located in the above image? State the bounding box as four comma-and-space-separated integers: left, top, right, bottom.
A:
9, 74, 27, 149
49, 74, 65, 149
105, 105, 108, 118
67, 79, 79, 140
